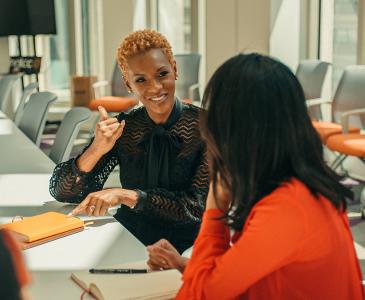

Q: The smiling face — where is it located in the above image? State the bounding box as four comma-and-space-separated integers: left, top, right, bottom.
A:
124, 48, 177, 124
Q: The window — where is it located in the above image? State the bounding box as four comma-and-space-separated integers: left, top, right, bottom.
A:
48, 0, 70, 90
332, 0, 358, 91
157, 0, 192, 53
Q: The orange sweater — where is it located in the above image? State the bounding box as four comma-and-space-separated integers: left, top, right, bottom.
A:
176, 178, 363, 300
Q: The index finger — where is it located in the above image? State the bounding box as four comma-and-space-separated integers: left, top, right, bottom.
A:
98, 106, 108, 121
68, 197, 91, 217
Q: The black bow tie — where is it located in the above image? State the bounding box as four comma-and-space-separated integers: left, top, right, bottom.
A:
138, 98, 183, 189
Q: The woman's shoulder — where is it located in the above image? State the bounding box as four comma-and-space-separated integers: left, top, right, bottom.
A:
262, 178, 310, 202
255, 178, 324, 214
182, 102, 202, 114
179, 103, 201, 124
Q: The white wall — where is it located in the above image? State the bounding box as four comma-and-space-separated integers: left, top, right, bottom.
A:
205, 0, 270, 82
270, 0, 301, 71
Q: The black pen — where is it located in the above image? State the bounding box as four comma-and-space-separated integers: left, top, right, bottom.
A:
89, 268, 149, 274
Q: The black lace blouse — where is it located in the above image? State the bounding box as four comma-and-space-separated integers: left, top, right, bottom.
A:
49, 100, 209, 253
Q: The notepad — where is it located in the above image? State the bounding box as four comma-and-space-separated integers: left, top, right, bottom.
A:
71, 261, 182, 300
1, 212, 84, 249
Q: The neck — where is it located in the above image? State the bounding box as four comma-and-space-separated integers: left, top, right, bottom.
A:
148, 113, 170, 124
147, 104, 175, 125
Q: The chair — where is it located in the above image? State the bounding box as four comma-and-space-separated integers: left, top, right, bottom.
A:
89, 62, 138, 113
18, 92, 57, 146
322, 67, 365, 171
13, 82, 39, 125
0, 74, 21, 116
175, 53, 201, 103
325, 108, 365, 170
308, 66, 365, 143
49, 107, 91, 163
361, 188, 365, 219
295, 60, 330, 120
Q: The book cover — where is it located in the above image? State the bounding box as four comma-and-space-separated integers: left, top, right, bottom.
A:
1, 212, 84, 248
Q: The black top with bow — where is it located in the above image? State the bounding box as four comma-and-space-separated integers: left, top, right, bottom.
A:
49, 99, 209, 253
138, 98, 183, 189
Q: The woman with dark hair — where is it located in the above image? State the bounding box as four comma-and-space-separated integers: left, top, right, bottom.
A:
147, 53, 363, 299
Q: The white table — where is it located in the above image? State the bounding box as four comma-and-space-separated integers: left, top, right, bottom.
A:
0, 118, 55, 173
0, 174, 147, 300
0, 114, 148, 299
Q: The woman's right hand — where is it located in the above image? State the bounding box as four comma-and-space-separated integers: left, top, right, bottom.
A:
147, 239, 189, 273
90, 106, 125, 155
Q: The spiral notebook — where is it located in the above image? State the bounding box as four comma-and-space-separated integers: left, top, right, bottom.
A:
1, 212, 85, 249
71, 261, 182, 300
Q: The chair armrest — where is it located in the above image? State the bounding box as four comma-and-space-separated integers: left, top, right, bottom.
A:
340, 108, 365, 133
188, 83, 200, 101
306, 98, 332, 108
92, 80, 109, 98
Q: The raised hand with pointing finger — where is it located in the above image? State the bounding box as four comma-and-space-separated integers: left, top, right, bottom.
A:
91, 106, 125, 156
71, 105, 126, 174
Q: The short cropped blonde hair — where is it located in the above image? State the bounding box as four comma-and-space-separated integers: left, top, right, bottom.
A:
117, 29, 174, 78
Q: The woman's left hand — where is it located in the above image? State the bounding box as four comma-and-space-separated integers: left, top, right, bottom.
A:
68, 188, 138, 217
206, 176, 231, 212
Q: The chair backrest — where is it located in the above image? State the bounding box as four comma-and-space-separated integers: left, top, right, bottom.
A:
175, 53, 201, 101
13, 82, 39, 126
111, 62, 130, 97
332, 65, 365, 128
0, 74, 21, 115
49, 107, 91, 163
295, 60, 330, 119
18, 92, 57, 146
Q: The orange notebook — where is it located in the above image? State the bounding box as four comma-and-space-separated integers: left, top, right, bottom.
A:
1, 212, 85, 249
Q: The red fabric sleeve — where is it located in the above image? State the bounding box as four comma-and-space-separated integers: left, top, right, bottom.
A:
176, 196, 307, 300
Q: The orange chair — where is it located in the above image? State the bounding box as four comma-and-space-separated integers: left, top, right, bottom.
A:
307, 66, 365, 143
89, 94, 138, 112
325, 108, 365, 170
312, 120, 360, 142
89, 63, 138, 113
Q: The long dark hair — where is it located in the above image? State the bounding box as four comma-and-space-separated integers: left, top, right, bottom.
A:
201, 53, 353, 230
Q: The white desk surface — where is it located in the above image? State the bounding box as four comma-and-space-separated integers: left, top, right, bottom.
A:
0, 118, 55, 174
0, 114, 148, 299
1, 182, 147, 299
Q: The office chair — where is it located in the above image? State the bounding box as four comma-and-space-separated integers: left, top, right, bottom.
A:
295, 60, 330, 120
89, 62, 138, 113
361, 188, 365, 219
13, 82, 39, 126
49, 107, 91, 163
308, 66, 365, 143
18, 92, 57, 146
175, 53, 201, 104
0, 74, 21, 117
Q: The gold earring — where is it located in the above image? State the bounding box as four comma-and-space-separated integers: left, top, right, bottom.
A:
128, 89, 132, 93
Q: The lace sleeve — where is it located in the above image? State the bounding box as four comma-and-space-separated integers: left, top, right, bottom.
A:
49, 141, 118, 203
134, 149, 209, 224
